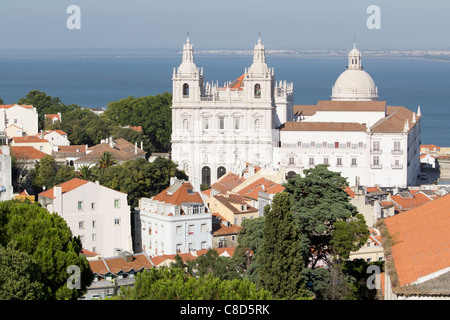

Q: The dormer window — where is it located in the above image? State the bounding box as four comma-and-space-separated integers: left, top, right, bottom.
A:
241, 204, 247, 211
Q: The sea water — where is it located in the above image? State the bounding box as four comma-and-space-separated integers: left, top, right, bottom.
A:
0, 51, 448, 146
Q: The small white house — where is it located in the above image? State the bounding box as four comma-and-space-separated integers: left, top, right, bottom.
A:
43, 130, 70, 146
38, 178, 133, 257
0, 104, 38, 137
136, 179, 212, 256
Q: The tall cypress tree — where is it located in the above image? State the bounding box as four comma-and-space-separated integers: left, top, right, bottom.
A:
256, 192, 309, 299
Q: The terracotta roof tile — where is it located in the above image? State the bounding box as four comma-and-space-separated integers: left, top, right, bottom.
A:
211, 172, 246, 194
45, 113, 61, 120
211, 193, 258, 214
12, 136, 48, 143
44, 130, 67, 136
316, 100, 386, 112
344, 186, 356, 198
89, 253, 154, 275
421, 144, 440, 151
237, 177, 285, 200
228, 74, 245, 90
390, 191, 435, 211
370, 106, 419, 133
0, 104, 33, 110
38, 177, 89, 199
152, 181, 204, 208
293, 105, 317, 116
280, 121, 367, 132
384, 194, 450, 287
150, 247, 236, 266
213, 223, 242, 236
75, 138, 145, 163
10, 146, 48, 160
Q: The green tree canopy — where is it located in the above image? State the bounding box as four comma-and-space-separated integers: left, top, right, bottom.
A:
31, 155, 78, 193
98, 157, 188, 208
285, 164, 360, 268
232, 216, 265, 282
172, 249, 241, 281
0, 201, 93, 299
0, 243, 46, 300
256, 192, 310, 300
113, 267, 271, 300
104, 93, 172, 152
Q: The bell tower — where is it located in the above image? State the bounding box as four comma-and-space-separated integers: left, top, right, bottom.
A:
172, 33, 204, 103
243, 34, 274, 103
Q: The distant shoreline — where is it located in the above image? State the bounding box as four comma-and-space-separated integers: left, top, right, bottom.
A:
0, 48, 448, 61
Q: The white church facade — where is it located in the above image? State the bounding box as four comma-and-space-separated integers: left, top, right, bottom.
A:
171, 36, 421, 189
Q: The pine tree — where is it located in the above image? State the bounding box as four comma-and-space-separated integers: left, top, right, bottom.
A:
256, 192, 309, 299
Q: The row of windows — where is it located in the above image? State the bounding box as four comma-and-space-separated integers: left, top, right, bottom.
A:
182, 83, 262, 98
297, 141, 365, 149
182, 117, 262, 131
77, 199, 121, 211
79, 219, 121, 229
144, 222, 208, 235
295, 141, 402, 152
288, 156, 358, 167
146, 240, 209, 255
287, 156, 403, 168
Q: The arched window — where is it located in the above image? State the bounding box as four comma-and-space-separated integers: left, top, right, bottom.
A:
287, 171, 296, 179
202, 166, 211, 186
217, 166, 226, 179
183, 83, 189, 97
254, 84, 261, 98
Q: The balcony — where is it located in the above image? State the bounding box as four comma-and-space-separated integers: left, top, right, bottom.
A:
391, 163, 403, 169
371, 163, 383, 169
370, 149, 382, 154
391, 149, 403, 155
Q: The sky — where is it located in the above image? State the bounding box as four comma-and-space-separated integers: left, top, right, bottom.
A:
0, 0, 449, 51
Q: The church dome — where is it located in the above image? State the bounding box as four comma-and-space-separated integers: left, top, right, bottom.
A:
331, 43, 378, 101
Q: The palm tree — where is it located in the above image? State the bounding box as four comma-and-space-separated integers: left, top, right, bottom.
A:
78, 164, 95, 181
96, 151, 117, 172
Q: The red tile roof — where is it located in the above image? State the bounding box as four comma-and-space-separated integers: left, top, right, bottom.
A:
0, 104, 33, 109
213, 222, 242, 236
89, 253, 154, 275
45, 113, 61, 121
370, 106, 419, 133
152, 181, 204, 208
421, 144, 440, 152
211, 193, 258, 214
280, 121, 367, 132
293, 105, 317, 117
344, 186, 356, 198
316, 100, 387, 112
211, 172, 246, 194
227, 74, 245, 90
75, 138, 145, 163
12, 136, 48, 143
10, 146, 48, 160
38, 177, 89, 199
150, 247, 236, 266
44, 129, 67, 136
384, 194, 450, 287
390, 191, 436, 212
237, 177, 285, 200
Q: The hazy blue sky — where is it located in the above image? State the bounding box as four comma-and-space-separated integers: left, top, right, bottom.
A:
1, 0, 449, 51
